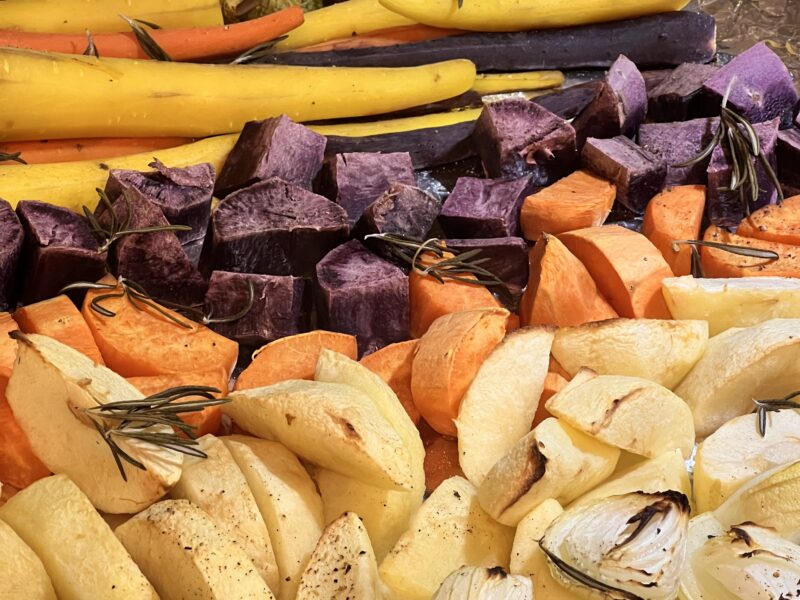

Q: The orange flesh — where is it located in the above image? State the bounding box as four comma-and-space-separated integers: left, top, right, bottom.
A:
642, 185, 706, 277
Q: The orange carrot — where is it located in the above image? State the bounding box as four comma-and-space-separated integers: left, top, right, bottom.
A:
520, 170, 616, 241
235, 330, 357, 391
411, 307, 509, 436
296, 24, 464, 52
127, 368, 229, 437
700, 226, 800, 278
409, 251, 502, 338
736, 195, 800, 247
0, 313, 18, 379
14, 295, 105, 365
0, 7, 304, 61
82, 276, 239, 378
360, 339, 420, 425
0, 377, 50, 490
0, 137, 191, 165
559, 225, 675, 319
418, 420, 464, 495
519, 233, 618, 327
532, 372, 569, 429
642, 185, 706, 276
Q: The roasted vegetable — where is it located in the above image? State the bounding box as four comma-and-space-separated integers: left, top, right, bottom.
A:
699, 226, 800, 278
638, 117, 719, 186
642, 185, 706, 276
439, 175, 532, 238
647, 62, 718, 122
443, 237, 529, 298
355, 183, 441, 245
0, 200, 23, 312
432, 566, 533, 600
533, 81, 604, 120
777, 128, 800, 189
738, 194, 800, 246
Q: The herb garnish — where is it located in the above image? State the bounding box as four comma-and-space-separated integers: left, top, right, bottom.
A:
672, 239, 780, 279
230, 35, 289, 64
754, 391, 800, 437
0, 151, 26, 165
119, 14, 172, 61
83, 29, 99, 58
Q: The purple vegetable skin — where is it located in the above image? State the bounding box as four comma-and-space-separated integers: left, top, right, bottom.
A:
533, 82, 604, 121
443, 237, 529, 296
647, 63, 719, 122
354, 183, 440, 243
777, 128, 800, 189
0, 200, 23, 310
639, 118, 720, 186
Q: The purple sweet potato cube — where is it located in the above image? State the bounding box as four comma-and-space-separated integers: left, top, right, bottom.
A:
606, 54, 647, 137
641, 70, 672, 93
353, 183, 441, 242
204, 271, 308, 348
315, 240, 409, 356
473, 98, 578, 185
439, 175, 533, 238
702, 43, 799, 123
777, 128, 800, 189
639, 118, 720, 186
320, 152, 416, 226
707, 118, 780, 226
215, 115, 327, 197
443, 237, 529, 297
211, 178, 349, 277
582, 136, 667, 213
0, 200, 23, 310
647, 63, 719, 122
533, 81, 604, 121
16, 201, 108, 304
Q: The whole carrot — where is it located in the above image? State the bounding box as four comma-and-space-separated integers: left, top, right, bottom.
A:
0, 137, 193, 164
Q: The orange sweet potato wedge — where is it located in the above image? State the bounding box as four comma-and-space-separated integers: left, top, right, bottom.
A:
14, 294, 105, 365
700, 226, 800, 278
0, 313, 18, 379
418, 420, 464, 495
360, 339, 420, 425
411, 307, 509, 436
736, 194, 800, 246
559, 225, 675, 319
519, 233, 618, 327
235, 330, 357, 391
642, 185, 706, 276
0, 377, 50, 490
520, 170, 616, 241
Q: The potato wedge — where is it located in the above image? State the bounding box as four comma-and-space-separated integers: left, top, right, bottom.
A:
5, 333, 182, 513
675, 319, 800, 439
551, 318, 708, 389
456, 326, 554, 486
295, 512, 383, 599
223, 379, 413, 491
678, 512, 727, 600
380, 476, 515, 600
223, 435, 324, 600
477, 417, 619, 526
694, 410, 800, 513
116, 499, 275, 600
0, 474, 157, 600
546, 373, 695, 458
0, 518, 56, 600
169, 434, 279, 591
662, 275, 800, 336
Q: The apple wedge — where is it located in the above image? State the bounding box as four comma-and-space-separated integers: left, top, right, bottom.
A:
223, 435, 324, 600
116, 499, 275, 599
551, 318, 708, 389
663, 275, 800, 336
0, 474, 157, 600
456, 326, 554, 486
223, 379, 413, 491
546, 372, 696, 458
295, 512, 383, 599
477, 417, 619, 526
0, 518, 56, 600
5, 333, 183, 513
380, 476, 515, 600
675, 318, 800, 438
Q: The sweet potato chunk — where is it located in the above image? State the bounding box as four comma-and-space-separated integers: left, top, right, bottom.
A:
700, 226, 800, 278
737, 194, 800, 246
642, 185, 706, 276
360, 339, 420, 425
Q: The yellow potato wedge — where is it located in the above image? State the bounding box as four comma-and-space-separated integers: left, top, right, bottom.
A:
551, 318, 708, 389
456, 326, 554, 486
295, 512, 383, 599
663, 275, 800, 336
675, 318, 800, 439
5, 333, 182, 513
0, 518, 56, 600
116, 499, 274, 600
547, 372, 695, 458
477, 417, 619, 526
0, 474, 157, 600
223, 379, 413, 491
223, 435, 324, 600
678, 512, 727, 600
380, 476, 515, 600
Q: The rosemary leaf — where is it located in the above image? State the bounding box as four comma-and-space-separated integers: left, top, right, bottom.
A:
673, 239, 780, 260
119, 14, 172, 61
754, 391, 800, 437
83, 29, 99, 57
0, 151, 26, 165
231, 36, 289, 64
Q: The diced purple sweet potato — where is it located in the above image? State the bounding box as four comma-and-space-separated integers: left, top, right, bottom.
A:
702, 43, 799, 123
641, 70, 672, 93
315, 240, 409, 356
474, 98, 578, 185
210, 178, 349, 277
16, 201, 107, 304
582, 136, 667, 213
438, 175, 533, 238
647, 63, 719, 122
638, 118, 720, 186
204, 271, 308, 348
572, 83, 621, 149
0, 200, 23, 311
443, 237, 529, 297
319, 152, 416, 226
215, 115, 327, 198
533, 81, 604, 121
353, 183, 440, 242
707, 118, 780, 226
777, 128, 800, 189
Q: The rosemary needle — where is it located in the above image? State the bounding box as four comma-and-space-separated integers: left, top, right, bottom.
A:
754, 391, 800, 437
83, 29, 99, 58
0, 151, 26, 165
119, 14, 172, 61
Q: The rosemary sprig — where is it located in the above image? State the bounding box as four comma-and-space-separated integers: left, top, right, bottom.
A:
119, 14, 172, 61
84, 188, 191, 253
83, 385, 231, 481
0, 151, 26, 165
672, 239, 780, 279
754, 390, 800, 437
230, 35, 289, 64
83, 29, 99, 57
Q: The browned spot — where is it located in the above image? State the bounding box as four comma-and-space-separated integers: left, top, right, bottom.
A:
501, 441, 547, 514
328, 412, 361, 440
285, 413, 295, 426
594, 389, 642, 432
150, 91, 184, 98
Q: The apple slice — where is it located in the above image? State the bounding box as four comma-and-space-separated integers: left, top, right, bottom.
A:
5, 333, 181, 513
0, 518, 56, 600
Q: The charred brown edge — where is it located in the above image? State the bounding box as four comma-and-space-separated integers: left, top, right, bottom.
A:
500, 439, 548, 515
